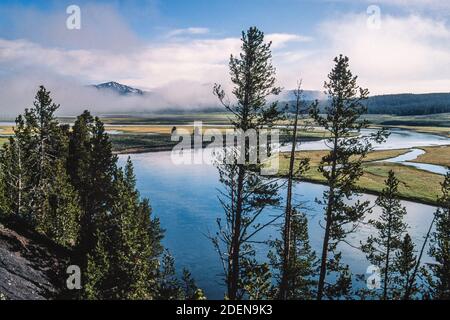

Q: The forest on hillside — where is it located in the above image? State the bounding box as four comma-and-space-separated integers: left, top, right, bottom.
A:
285, 93, 450, 117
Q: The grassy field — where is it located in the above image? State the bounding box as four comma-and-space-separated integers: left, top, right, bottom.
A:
0, 137, 7, 146
106, 124, 333, 137
98, 113, 232, 125
365, 114, 450, 137
412, 145, 450, 167
275, 149, 445, 204
364, 113, 450, 127
0, 126, 14, 135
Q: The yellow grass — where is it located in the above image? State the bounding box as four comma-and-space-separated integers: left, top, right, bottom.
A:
412, 145, 450, 167
275, 148, 444, 204
105, 125, 331, 137
0, 126, 14, 135
106, 125, 232, 135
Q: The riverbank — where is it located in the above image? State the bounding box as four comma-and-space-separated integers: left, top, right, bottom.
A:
110, 132, 327, 154
370, 124, 450, 138
275, 148, 446, 205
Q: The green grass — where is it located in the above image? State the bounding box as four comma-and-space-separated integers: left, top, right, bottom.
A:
364, 113, 450, 127
0, 137, 7, 146
274, 149, 445, 205
110, 134, 177, 153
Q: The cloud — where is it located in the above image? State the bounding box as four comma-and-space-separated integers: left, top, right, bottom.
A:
316, 14, 450, 93
0, 3, 141, 52
166, 27, 210, 38
271, 13, 450, 95
0, 28, 308, 115
1, 2, 449, 115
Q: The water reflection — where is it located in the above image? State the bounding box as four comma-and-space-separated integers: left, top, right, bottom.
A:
118, 145, 438, 298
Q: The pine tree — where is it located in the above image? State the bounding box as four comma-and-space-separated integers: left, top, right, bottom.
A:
83, 159, 164, 300
361, 170, 407, 300
156, 252, 204, 300
393, 234, 417, 299
241, 260, 272, 300
42, 160, 81, 248
270, 209, 317, 299
0, 87, 81, 247
68, 113, 118, 273
311, 55, 388, 300
20, 86, 64, 228
212, 27, 283, 300
84, 227, 111, 300
277, 81, 317, 299
427, 171, 450, 299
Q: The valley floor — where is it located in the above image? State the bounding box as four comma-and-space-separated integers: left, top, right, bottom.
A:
276, 147, 449, 205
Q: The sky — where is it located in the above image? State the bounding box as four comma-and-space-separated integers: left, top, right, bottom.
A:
0, 0, 450, 115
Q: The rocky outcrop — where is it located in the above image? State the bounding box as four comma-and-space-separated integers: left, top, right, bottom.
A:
0, 220, 71, 300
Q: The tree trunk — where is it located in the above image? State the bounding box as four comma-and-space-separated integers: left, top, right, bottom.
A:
317, 133, 339, 300
280, 91, 301, 299
383, 212, 393, 300
404, 215, 436, 300
228, 164, 245, 300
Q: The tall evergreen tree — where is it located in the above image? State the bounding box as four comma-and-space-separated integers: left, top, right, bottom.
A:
212, 26, 283, 300
20, 86, 65, 227
0, 86, 81, 246
427, 171, 450, 299
68, 112, 118, 273
41, 160, 81, 248
270, 209, 317, 299
361, 170, 407, 299
276, 81, 317, 299
83, 159, 164, 299
393, 234, 417, 299
311, 55, 387, 300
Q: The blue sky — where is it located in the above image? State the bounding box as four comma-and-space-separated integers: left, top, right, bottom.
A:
0, 0, 449, 114
0, 0, 407, 40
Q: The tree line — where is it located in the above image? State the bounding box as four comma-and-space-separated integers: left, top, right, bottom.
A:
0, 88, 204, 300
0, 26, 448, 300
286, 92, 450, 117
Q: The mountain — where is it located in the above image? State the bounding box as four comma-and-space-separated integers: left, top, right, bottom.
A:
92, 81, 145, 96
279, 89, 327, 102
282, 91, 450, 116
366, 93, 450, 115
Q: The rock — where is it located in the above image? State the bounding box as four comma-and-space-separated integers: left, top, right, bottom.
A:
0, 221, 71, 300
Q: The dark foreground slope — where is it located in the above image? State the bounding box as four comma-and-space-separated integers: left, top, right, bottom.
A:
0, 219, 71, 300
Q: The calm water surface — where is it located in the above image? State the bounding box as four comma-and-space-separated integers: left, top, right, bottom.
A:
118, 129, 448, 299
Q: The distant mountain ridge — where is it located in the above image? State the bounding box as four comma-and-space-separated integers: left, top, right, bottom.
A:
90, 82, 450, 116
92, 82, 146, 96
283, 91, 450, 116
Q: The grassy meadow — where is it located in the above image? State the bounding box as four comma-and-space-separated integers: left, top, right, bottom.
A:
275, 148, 446, 205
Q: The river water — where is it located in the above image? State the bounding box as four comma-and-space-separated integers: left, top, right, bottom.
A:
119, 128, 448, 299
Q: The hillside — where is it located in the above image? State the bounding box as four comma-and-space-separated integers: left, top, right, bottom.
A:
0, 219, 71, 300
285, 92, 450, 116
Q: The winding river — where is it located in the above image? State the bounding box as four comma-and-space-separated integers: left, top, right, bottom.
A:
117, 128, 449, 299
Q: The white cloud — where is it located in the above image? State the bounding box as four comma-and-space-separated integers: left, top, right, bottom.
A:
274, 13, 450, 94
166, 27, 210, 38
317, 14, 450, 93
0, 31, 306, 115
1, 2, 449, 115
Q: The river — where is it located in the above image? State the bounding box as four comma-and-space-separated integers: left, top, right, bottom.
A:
117, 128, 448, 299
